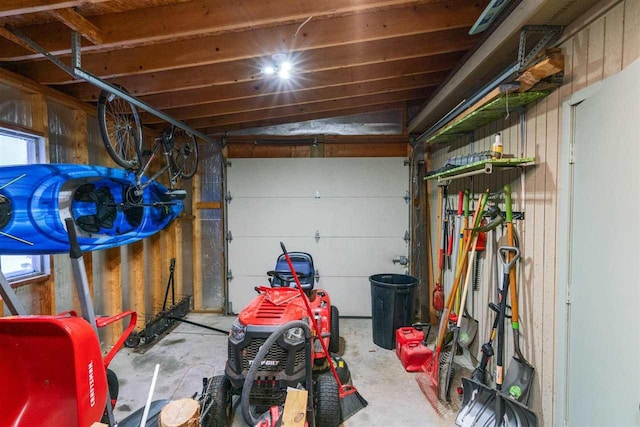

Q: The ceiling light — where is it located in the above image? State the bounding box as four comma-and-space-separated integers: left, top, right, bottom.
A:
262, 54, 294, 79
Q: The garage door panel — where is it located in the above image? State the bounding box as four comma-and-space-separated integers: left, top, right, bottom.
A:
228, 198, 320, 236
314, 198, 408, 236
315, 277, 373, 317
311, 238, 407, 276
228, 237, 317, 276
230, 198, 408, 238
228, 158, 407, 197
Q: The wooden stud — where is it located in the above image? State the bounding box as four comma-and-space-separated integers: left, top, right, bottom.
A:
0, 25, 40, 54
192, 170, 203, 310
72, 110, 89, 164
0, 1, 109, 18
104, 248, 122, 345
195, 202, 222, 210
129, 240, 146, 330
0, 67, 94, 113
516, 51, 564, 92
49, 8, 105, 45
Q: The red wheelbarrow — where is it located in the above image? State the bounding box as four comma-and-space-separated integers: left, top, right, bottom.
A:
0, 310, 136, 427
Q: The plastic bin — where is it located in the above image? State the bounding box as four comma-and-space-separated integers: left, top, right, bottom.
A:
369, 273, 417, 350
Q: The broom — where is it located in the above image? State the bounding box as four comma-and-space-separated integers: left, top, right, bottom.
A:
280, 242, 368, 422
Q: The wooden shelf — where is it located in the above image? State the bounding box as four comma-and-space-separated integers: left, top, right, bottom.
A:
425, 157, 535, 182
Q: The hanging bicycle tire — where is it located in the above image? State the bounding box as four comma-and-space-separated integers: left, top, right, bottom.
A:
170, 127, 199, 179
97, 85, 143, 171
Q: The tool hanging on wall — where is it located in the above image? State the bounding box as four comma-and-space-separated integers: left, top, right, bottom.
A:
442, 205, 504, 401
502, 183, 535, 403
423, 189, 489, 402
433, 186, 446, 314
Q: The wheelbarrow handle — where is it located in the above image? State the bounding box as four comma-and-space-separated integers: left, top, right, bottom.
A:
498, 246, 520, 271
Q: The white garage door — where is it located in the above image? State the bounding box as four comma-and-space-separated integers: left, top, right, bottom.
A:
226, 157, 409, 316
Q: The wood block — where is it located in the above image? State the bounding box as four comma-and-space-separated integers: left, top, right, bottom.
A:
281, 387, 308, 426
159, 398, 201, 427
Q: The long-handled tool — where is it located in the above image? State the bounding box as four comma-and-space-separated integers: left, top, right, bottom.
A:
456, 246, 539, 427
433, 186, 446, 314
495, 246, 520, 420
442, 205, 505, 400
280, 242, 367, 422
425, 190, 489, 395
502, 184, 535, 403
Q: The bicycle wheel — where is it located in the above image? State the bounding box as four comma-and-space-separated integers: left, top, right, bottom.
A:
170, 127, 199, 179
97, 86, 143, 171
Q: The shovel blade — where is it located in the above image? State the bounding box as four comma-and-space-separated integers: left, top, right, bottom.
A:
503, 357, 535, 404
456, 378, 538, 427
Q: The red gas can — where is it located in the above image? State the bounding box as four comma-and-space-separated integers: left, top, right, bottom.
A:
395, 326, 424, 358
398, 340, 433, 372
395, 324, 433, 372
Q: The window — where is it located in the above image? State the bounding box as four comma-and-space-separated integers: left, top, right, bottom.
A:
0, 129, 49, 280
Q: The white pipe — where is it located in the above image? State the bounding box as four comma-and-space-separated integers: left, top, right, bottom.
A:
139, 364, 160, 427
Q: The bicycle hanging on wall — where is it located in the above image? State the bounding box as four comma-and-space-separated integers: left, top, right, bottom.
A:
97, 85, 199, 201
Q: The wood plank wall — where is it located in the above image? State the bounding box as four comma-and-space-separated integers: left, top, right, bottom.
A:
426, 0, 639, 424
0, 69, 198, 348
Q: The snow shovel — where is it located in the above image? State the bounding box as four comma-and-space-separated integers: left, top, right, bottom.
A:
456, 378, 538, 427
456, 246, 539, 427
502, 184, 535, 404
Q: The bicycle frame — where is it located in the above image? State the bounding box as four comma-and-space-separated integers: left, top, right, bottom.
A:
134, 133, 180, 195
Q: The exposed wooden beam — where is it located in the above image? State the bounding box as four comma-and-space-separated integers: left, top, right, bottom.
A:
187, 88, 426, 129
134, 54, 461, 109
228, 140, 408, 158
0, 66, 94, 113
0, 0, 471, 60
10, 2, 482, 84
200, 102, 411, 134
49, 8, 105, 45
0, 25, 40, 54
141, 72, 444, 124
58, 30, 475, 100
0, 0, 108, 18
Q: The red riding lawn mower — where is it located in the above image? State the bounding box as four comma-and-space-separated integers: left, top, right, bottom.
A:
205, 250, 355, 427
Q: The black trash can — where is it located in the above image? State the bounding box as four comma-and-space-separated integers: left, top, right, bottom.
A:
369, 273, 418, 350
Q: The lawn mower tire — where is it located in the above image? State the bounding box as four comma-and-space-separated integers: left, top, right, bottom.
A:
329, 305, 340, 353
202, 375, 232, 427
315, 372, 340, 427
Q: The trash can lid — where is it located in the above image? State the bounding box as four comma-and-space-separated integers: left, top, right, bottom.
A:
369, 273, 417, 288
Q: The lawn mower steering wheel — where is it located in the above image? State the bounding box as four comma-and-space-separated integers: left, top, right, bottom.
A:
267, 270, 308, 282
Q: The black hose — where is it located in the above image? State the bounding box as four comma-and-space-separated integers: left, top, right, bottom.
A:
241, 320, 313, 426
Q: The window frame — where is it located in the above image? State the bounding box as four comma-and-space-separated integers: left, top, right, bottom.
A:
0, 127, 50, 284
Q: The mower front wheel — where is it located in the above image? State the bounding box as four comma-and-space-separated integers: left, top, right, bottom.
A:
315, 372, 340, 427
202, 375, 233, 427
329, 305, 340, 353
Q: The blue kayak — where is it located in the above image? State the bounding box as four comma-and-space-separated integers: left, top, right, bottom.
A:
0, 164, 183, 254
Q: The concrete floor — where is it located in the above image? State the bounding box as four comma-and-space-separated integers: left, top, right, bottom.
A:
109, 314, 457, 426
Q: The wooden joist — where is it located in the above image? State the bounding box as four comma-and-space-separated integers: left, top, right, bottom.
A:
49, 8, 105, 45
516, 49, 564, 92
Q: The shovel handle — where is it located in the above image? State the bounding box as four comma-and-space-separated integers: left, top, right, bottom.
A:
504, 184, 519, 325
498, 246, 520, 271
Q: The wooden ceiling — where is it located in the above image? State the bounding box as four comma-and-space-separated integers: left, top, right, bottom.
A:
0, 0, 490, 136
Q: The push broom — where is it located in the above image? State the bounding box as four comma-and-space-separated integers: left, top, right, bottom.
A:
280, 242, 368, 422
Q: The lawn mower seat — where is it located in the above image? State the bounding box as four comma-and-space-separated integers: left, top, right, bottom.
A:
0, 314, 109, 427
0, 310, 137, 427
270, 252, 315, 291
